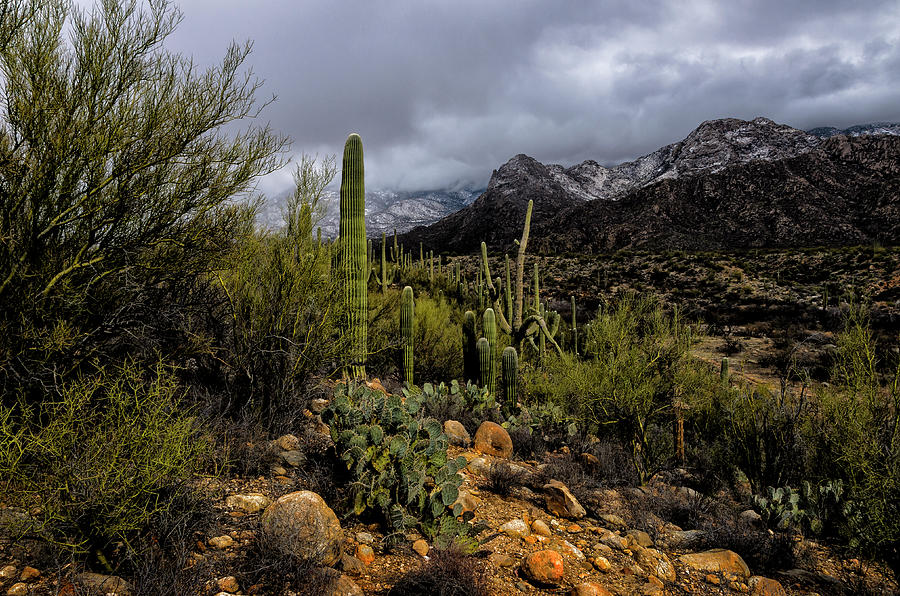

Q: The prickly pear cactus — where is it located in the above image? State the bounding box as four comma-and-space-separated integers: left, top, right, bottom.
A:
321, 383, 467, 536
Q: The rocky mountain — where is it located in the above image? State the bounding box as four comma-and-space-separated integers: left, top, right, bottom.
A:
400, 118, 900, 253
808, 122, 900, 138
257, 187, 481, 238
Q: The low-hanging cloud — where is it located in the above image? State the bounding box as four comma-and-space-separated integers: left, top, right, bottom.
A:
159, 0, 900, 193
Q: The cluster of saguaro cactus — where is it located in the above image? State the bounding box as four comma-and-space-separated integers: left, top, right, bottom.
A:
339, 133, 367, 379
401, 286, 414, 386
478, 200, 562, 355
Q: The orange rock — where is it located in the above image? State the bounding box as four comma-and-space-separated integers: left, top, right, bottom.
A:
474, 422, 513, 458
412, 539, 429, 557
677, 549, 750, 579
524, 535, 538, 545
355, 544, 375, 565
523, 550, 565, 585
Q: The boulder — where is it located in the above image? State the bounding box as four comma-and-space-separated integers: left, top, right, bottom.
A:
543, 480, 586, 519
677, 549, 750, 579
523, 550, 565, 585
474, 421, 513, 458
275, 434, 300, 451
260, 491, 343, 567
443, 420, 471, 447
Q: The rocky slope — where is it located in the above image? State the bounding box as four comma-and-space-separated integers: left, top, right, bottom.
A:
400, 118, 900, 253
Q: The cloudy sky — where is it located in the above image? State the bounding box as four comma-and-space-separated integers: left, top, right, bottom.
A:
158, 0, 900, 194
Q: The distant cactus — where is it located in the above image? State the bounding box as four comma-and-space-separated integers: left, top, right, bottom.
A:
501, 346, 518, 407
721, 357, 730, 383
477, 337, 491, 394
339, 133, 367, 379
401, 286, 414, 386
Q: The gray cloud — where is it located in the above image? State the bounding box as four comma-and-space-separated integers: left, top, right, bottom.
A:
159, 0, 900, 192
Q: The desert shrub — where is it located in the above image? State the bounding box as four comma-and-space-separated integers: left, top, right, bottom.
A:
216, 155, 348, 422
388, 545, 490, 596
368, 293, 463, 385
486, 461, 526, 497
0, 361, 210, 568
810, 307, 900, 555
0, 0, 287, 407
523, 294, 693, 483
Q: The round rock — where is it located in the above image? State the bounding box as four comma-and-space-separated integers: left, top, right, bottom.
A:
260, 490, 343, 567
474, 421, 513, 458
523, 549, 565, 585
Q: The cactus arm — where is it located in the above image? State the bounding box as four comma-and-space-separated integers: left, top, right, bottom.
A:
514, 200, 533, 329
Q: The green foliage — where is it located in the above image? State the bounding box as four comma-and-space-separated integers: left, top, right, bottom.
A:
0, 0, 287, 402
0, 361, 209, 562
524, 294, 692, 482
339, 133, 368, 379
218, 155, 346, 420
321, 383, 467, 540
812, 307, 900, 552
418, 379, 500, 432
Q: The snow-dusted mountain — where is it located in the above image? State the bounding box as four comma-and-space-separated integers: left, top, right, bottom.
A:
257, 188, 481, 238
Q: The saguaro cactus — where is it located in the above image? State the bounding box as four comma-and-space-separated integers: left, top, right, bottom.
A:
400, 286, 414, 386
571, 295, 578, 356
462, 310, 478, 383
477, 337, 491, 394
720, 357, 730, 383
501, 346, 518, 408
339, 133, 367, 379
483, 308, 497, 397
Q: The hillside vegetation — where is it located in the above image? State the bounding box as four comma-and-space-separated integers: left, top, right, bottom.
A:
1, 2, 898, 595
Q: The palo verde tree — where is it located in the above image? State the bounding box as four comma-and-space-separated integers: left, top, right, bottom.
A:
0, 0, 288, 401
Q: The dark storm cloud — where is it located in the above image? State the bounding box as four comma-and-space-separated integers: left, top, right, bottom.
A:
156, 0, 900, 192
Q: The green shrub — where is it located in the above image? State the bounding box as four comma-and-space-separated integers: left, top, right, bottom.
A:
0, 361, 209, 567
367, 293, 463, 384
523, 294, 693, 482
812, 307, 900, 552
320, 383, 468, 543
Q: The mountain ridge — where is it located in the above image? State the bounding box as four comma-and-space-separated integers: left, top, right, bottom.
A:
399, 117, 900, 253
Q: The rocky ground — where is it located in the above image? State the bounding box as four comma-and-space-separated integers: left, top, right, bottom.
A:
2, 391, 898, 596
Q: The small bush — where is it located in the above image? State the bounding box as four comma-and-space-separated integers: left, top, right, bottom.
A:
0, 361, 210, 566
388, 546, 490, 596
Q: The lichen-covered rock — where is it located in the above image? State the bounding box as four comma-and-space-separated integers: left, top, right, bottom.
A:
74, 572, 133, 596
260, 491, 343, 567
749, 576, 788, 596
570, 582, 613, 596
443, 420, 471, 447
474, 421, 513, 458
633, 546, 676, 582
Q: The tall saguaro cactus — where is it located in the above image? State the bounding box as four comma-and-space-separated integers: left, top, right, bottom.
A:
400, 286, 414, 386
340, 133, 367, 379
